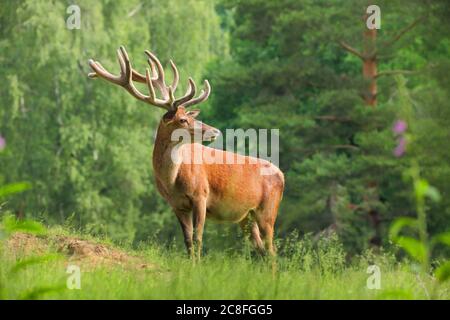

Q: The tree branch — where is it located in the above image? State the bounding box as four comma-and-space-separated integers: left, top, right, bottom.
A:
331, 144, 360, 151
314, 115, 353, 122
382, 17, 424, 49
376, 70, 418, 78
339, 41, 365, 60
127, 3, 143, 18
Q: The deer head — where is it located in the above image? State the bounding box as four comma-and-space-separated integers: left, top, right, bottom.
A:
88, 46, 220, 143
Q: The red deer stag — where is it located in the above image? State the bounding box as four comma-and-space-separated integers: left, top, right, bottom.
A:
88, 46, 284, 259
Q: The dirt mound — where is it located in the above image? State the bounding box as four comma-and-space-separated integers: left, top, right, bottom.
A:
6, 232, 156, 270
6, 233, 48, 258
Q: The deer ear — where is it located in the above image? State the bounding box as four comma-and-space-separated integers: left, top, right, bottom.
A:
186, 109, 200, 118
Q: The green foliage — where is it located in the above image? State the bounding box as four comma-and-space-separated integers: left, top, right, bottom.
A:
276, 232, 345, 274
0, 183, 31, 199
1, 215, 46, 236
434, 261, 450, 283
9, 254, 61, 274
389, 163, 450, 284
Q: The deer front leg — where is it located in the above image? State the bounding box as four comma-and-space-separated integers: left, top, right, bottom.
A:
192, 197, 207, 261
175, 211, 194, 258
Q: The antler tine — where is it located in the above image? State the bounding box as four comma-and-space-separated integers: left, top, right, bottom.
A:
145, 68, 157, 101
180, 80, 211, 108
118, 47, 131, 82
145, 50, 165, 81
145, 55, 168, 99
173, 78, 197, 108
88, 60, 121, 85
146, 58, 166, 98
145, 50, 167, 92
147, 58, 158, 80
169, 60, 180, 92
131, 69, 146, 82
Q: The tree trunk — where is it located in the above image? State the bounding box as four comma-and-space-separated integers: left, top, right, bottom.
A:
362, 27, 377, 106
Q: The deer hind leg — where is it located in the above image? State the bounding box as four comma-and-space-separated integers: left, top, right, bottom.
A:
255, 208, 279, 277
255, 215, 275, 256
254, 193, 282, 257
239, 214, 265, 255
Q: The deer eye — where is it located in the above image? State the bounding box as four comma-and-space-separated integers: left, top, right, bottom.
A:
179, 118, 188, 124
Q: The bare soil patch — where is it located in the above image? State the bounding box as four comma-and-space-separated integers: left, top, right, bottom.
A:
6, 232, 157, 270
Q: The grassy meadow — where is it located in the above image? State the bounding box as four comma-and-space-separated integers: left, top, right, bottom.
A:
1, 226, 448, 300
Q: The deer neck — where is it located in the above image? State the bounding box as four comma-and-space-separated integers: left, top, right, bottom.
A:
152, 122, 183, 187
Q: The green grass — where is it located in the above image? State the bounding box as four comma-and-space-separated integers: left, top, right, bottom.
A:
0, 228, 449, 300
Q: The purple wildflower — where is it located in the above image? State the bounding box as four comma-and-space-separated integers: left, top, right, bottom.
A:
394, 136, 407, 157
0, 135, 5, 151
393, 120, 407, 135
